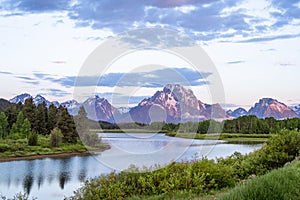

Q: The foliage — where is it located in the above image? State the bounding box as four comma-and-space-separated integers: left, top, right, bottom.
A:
69, 129, 300, 200
74, 106, 102, 147
21, 119, 31, 138
47, 104, 58, 133
57, 107, 78, 143
218, 129, 300, 178
220, 161, 300, 200
28, 131, 38, 146
50, 127, 63, 147
22, 98, 37, 132
0, 112, 9, 139
68, 159, 236, 200
36, 102, 48, 135
0, 192, 36, 200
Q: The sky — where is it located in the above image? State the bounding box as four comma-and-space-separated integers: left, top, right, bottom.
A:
0, 0, 300, 110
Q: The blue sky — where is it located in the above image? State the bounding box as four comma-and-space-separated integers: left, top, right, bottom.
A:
0, 0, 300, 109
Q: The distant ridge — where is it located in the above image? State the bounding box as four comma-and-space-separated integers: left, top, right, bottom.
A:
6, 86, 299, 123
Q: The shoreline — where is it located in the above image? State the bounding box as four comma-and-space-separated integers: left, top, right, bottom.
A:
0, 145, 110, 163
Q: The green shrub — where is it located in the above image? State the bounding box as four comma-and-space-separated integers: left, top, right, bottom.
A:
28, 131, 38, 146
0, 143, 10, 152
50, 128, 63, 147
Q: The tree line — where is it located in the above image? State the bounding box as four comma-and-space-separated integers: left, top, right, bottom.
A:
92, 115, 300, 134
0, 98, 78, 146
164, 115, 300, 134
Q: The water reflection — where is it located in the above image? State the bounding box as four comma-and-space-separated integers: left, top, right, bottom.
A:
23, 175, 33, 195
0, 133, 262, 200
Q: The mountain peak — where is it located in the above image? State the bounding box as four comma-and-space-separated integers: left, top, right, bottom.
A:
130, 84, 227, 124
249, 97, 297, 119
9, 93, 32, 104
227, 107, 248, 118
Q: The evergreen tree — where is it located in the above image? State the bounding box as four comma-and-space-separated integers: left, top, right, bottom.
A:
74, 106, 101, 147
21, 118, 31, 138
10, 111, 25, 136
23, 98, 37, 132
75, 106, 89, 137
5, 103, 22, 129
57, 107, 77, 143
50, 127, 63, 147
0, 112, 9, 139
36, 102, 48, 135
47, 104, 58, 133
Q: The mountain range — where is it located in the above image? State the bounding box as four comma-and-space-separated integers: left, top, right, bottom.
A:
6, 84, 300, 123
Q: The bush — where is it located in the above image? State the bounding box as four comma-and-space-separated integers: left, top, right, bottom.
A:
80, 132, 102, 147
28, 131, 38, 146
68, 159, 236, 200
68, 129, 300, 200
0, 143, 10, 152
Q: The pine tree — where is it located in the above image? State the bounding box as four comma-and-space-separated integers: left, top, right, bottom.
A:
21, 118, 31, 138
10, 111, 25, 136
47, 104, 58, 134
75, 106, 89, 137
5, 103, 22, 129
23, 98, 37, 132
9, 111, 26, 138
57, 107, 78, 143
0, 112, 9, 139
36, 102, 48, 135
74, 106, 100, 147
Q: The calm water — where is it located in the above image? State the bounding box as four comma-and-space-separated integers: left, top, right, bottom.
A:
0, 133, 262, 199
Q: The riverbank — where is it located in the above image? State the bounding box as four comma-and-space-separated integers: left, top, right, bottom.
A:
166, 132, 270, 142
0, 135, 110, 162
96, 129, 270, 142
0, 147, 110, 162
67, 129, 300, 200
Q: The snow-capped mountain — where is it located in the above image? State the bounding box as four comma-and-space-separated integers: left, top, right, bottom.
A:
7, 90, 300, 123
128, 84, 228, 124
10, 94, 55, 107
117, 107, 130, 114
227, 107, 248, 118
248, 98, 297, 119
9, 93, 32, 104
82, 95, 119, 122
33, 94, 52, 107
61, 100, 80, 115
291, 104, 300, 117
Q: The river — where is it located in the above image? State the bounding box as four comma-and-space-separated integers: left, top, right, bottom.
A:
0, 133, 262, 199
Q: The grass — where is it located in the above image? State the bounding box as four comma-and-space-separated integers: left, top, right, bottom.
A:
0, 135, 109, 160
220, 160, 300, 200
125, 160, 300, 200
166, 132, 270, 142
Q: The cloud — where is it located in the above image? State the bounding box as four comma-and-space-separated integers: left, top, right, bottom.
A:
1, 0, 72, 13
0, 71, 12, 75
83, 68, 210, 88
34, 67, 211, 88
1, 0, 300, 42
51, 60, 66, 64
15, 76, 36, 81
238, 33, 300, 43
40, 88, 71, 97
95, 92, 150, 105
226, 60, 245, 65
276, 62, 296, 67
